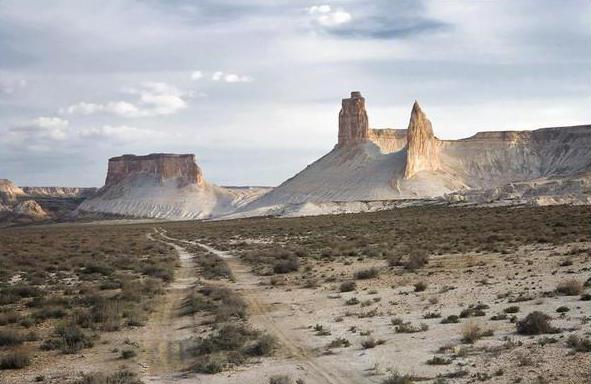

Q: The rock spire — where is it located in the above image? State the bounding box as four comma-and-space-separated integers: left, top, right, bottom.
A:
338, 91, 369, 146
404, 101, 440, 178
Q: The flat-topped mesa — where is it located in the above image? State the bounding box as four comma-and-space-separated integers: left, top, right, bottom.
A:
338, 91, 369, 146
404, 101, 440, 179
105, 153, 204, 188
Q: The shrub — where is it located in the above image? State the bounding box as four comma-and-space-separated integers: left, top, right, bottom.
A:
74, 370, 143, 384
503, 306, 520, 314
41, 324, 94, 354
461, 322, 486, 344
395, 322, 428, 333
566, 335, 591, 352
423, 312, 441, 319
269, 376, 292, 384
516, 312, 558, 335
0, 330, 24, 346
339, 281, 356, 292
381, 372, 413, 384
273, 258, 299, 274
441, 315, 460, 324
405, 253, 429, 271
414, 281, 427, 292
581, 293, 591, 301
243, 334, 275, 357
0, 351, 31, 370
345, 297, 359, 305
120, 349, 137, 359
426, 356, 452, 365
555, 279, 584, 296
354, 267, 379, 280
327, 337, 351, 349
361, 337, 384, 349
556, 306, 570, 313
191, 355, 225, 374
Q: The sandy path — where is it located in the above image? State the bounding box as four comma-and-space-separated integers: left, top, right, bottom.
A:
140, 231, 198, 383
154, 229, 361, 384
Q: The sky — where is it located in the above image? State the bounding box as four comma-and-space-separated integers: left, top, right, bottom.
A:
0, 0, 590, 187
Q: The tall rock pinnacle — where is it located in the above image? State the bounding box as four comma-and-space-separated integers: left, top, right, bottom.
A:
338, 91, 369, 146
404, 101, 440, 179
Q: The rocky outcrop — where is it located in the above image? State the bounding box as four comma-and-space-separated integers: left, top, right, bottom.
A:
13, 200, 48, 219
104, 153, 204, 188
238, 92, 591, 216
368, 129, 407, 153
80, 153, 268, 220
0, 179, 26, 203
404, 101, 440, 179
22, 186, 97, 198
338, 91, 369, 146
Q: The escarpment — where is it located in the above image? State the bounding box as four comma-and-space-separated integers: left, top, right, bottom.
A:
239, 92, 591, 214
104, 153, 204, 188
80, 153, 268, 220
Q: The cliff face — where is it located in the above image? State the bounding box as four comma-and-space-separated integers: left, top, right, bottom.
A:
338, 91, 369, 146
241, 91, 591, 214
404, 101, 440, 179
22, 186, 97, 198
368, 129, 407, 153
80, 153, 269, 220
0, 179, 26, 203
105, 153, 204, 188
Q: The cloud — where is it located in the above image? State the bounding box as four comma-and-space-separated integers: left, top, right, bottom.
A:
63, 82, 187, 118
79, 124, 160, 142
8, 117, 70, 141
307, 5, 352, 27
211, 71, 253, 83
0, 78, 27, 95
306, 2, 447, 39
191, 70, 203, 80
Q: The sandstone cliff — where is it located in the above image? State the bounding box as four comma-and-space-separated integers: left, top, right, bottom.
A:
238, 92, 591, 215
404, 101, 440, 179
105, 153, 204, 188
0, 179, 26, 203
80, 153, 268, 220
338, 92, 369, 146
21, 186, 97, 198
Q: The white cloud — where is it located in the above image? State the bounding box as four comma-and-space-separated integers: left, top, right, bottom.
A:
307, 5, 351, 27
211, 71, 253, 83
307, 5, 331, 15
79, 124, 159, 142
191, 70, 203, 80
63, 82, 187, 118
0, 78, 27, 95
9, 116, 70, 141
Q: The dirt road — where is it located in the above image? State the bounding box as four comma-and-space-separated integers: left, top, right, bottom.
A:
149, 229, 363, 384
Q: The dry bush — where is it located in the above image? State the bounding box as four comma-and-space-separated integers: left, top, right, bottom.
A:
339, 281, 356, 292
74, 370, 143, 384
269, 376, 292, 384
354, 267, 379, 280
0, 351, 31, 370
461, 322, 493, 344
516, 312, 558, 335
555, 279, 584, 296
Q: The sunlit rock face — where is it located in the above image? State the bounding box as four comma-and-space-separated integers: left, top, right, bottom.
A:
338, 91, 369, 147
404, 101, 440, 179
80, 153, 269, 220
238, 92, 591, 215
105, 153, 204, 188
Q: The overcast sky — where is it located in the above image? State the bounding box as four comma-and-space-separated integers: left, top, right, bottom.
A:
1, 0, 590, 187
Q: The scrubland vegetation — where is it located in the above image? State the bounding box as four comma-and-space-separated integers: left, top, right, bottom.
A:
0, 224, 176, 380
1, 205, 589, 383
